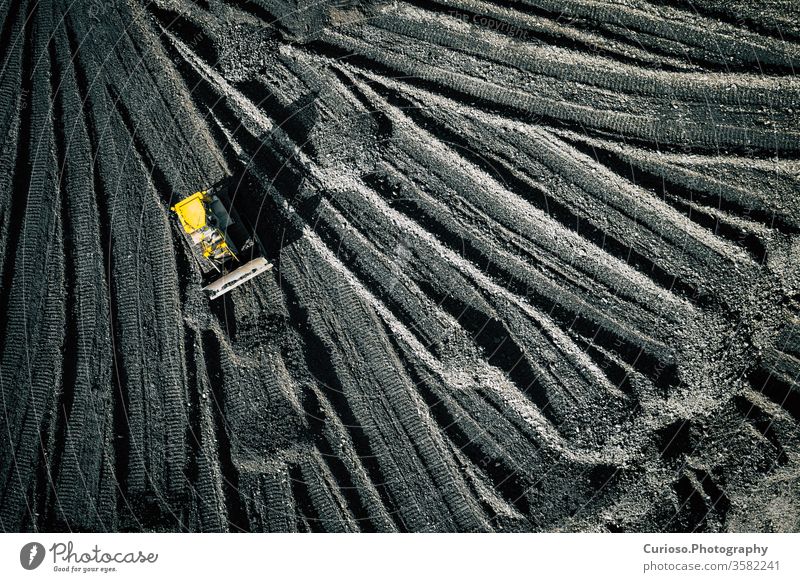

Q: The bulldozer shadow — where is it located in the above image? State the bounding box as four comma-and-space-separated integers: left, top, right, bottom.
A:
221, 164, 310, 265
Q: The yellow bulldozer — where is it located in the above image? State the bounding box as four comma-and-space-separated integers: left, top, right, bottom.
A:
171, 180, 272, 299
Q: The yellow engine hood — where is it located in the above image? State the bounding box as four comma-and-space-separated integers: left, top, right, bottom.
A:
172, 191, 208, 233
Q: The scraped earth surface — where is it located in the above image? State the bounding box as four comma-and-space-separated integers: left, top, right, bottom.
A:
1, 0, 799, 532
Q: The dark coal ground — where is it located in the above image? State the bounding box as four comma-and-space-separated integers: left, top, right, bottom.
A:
1, 0, 799, 532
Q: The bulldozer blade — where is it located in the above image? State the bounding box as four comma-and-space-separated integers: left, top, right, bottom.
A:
203, 257, 273, 299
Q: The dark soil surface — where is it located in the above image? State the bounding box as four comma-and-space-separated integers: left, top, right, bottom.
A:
1, 0, 799, 532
